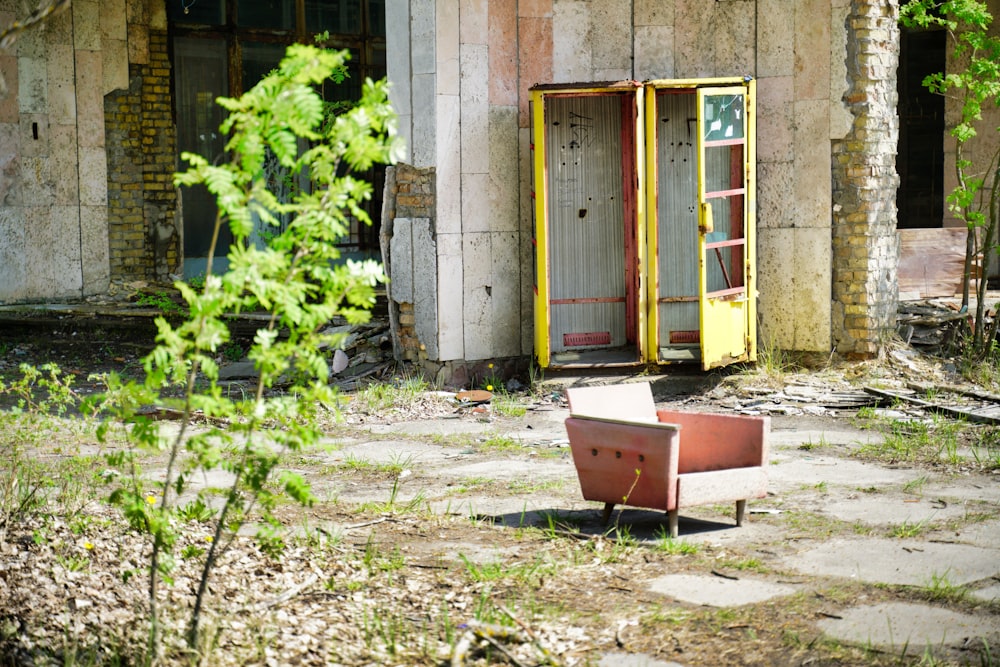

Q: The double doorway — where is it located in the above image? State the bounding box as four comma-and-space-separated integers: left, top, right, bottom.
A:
531, 78, 757, 370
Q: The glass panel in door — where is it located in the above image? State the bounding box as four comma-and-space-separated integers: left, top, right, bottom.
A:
173, 37, 229, 274
697, 88, 750, 370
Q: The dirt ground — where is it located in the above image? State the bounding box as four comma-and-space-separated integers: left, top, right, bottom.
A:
1, 317, 999, 666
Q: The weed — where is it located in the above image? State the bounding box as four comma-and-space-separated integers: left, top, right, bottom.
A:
922, 569, 969, 602
492, 392, 527, 418
480, 363, 503, 393
888, 518, 928, 538
799, 434, 828, 451
477, 434, 525, 454
506, 479, 562, 494
652, 527, 700, 555
902, 475, 928, 495
177, 498, 216, 522
134, 290, 183, 315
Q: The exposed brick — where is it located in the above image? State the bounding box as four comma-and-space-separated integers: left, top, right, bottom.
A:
105, 28, 179, 282
831, 0, 900, 359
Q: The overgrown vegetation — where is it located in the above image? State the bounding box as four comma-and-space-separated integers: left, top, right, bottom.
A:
88, 43, 401, 660
900, 1, 1000, 368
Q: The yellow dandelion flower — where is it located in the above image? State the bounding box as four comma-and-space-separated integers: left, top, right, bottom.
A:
83, 542, 94, 550
205, 535, 214, 542
486, 384, 494, 391
145, 495, 157, 505
488, 363, 494, 369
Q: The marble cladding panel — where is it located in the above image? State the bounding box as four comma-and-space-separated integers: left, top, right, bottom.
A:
24, 205, 82, 297
461, 172, 490, 234
462, 231, 493, 360
756, 0, 794, 77
17, 113, 47, 157
0, 54, 17, 122
72, 0, 101, 51
412, 217, 440, 360
712, 1, 755, 77
591, 0, 632, 75
17, 55, 46, 114
49, 123, 79, 205
47, 43, 76, 124
794, 0, 831, 100
126, 22, 148, 65
0, 122, 16, 205
0, 207, 26, 301
18, 156, 55, 207
102, 38, 129, 94
410, 73, 435, 167
80, 204, 109, 294
792, 226, 833, 351
460, 42, 489, 174
756, 161, 794, 230
792, 99, 832, 229
78, 146, 108, 207
830, 1, 853, 139
552, 1, 591, 83
756, 227, 796, 350
518, 0, 552, 18
435, 93, 462, 234
673, 0, 715, 78
757, 76, 794, 163
460, 0, 487, 44
488, 106, 519, 234
437, 232, 465, 361
436, 0, 460, 96
74, 50, 104, 146
390, 217, 415, 302
634, 25, 674, 81
635, 0, 673, 26
490, 230, 522, 358
488, 0, 517, 106
516, 16, 551, 127
410, 0, 435, 75
100, 0, 128, 41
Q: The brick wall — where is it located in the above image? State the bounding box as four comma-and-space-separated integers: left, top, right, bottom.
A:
387, 163, 436, 362
105, 29, 179, 283
831, 0, 900, 358
393, 163, 436, 220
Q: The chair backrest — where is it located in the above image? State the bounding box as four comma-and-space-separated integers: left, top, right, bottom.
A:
565, 382, 657, 422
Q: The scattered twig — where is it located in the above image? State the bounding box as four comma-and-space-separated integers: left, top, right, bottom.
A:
341, 517, 390, 531
711, 569, 739, 580
255, 574, 318, 611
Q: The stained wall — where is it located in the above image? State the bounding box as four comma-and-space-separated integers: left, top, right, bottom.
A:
387, 0, 865, 364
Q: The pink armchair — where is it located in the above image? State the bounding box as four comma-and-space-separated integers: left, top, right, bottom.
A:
565, 382, 769, 537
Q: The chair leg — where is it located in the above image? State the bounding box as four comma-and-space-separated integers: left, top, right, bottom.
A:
668, 509, 679, 538
601, 502, 614, 525
736, 499, 747, 527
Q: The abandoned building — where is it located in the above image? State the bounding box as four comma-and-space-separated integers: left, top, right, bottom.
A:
0, 0, 997, 380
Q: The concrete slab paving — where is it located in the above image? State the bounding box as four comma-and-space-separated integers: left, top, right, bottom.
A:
818, 602, 1000, 656
786, 537, 1000, 586
820, 495, 969, 526
948, 519, 1000, 549
597, 653, 684, 667
970, 582, 1000, 602
647, 573, 799, 607
767, 455, 912, 490
920, 479, 1000, 504
768, 429, 882, 448
331, 439, 470, 465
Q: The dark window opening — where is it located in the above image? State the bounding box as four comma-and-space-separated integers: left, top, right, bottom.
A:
169, 0, 387, 266
896, 27, 945, 229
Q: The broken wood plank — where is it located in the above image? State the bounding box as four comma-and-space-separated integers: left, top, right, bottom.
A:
863, 386, 1000, 425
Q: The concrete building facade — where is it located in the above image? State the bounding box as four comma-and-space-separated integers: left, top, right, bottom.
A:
0, 0, 996, 378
